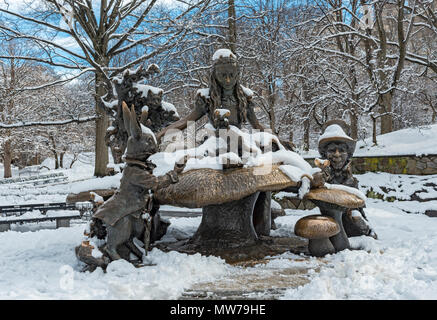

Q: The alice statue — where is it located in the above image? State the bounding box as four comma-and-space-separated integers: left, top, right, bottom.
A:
156, 48, 265, 142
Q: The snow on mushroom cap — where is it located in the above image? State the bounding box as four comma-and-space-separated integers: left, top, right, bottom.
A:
318, 124, 354, 143
294, 215, 340, 239
212, 49, 237, 61
149, 124, 316, 184
325, 183, 367, 201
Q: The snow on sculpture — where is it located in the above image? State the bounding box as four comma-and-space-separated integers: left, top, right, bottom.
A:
76, 50, 373, 267
150, 49, 328, 260
102, 64, 179, 164
75, 102, 187, 271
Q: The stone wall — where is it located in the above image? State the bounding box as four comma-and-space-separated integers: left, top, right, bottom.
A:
305, 154, 437, 175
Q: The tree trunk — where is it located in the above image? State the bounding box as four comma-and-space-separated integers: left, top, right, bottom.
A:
268, 75, 277, 134
70, 154, 78, 168
48, 134, 59, 169
60, 151, 65, 169
350, 110, 358, 140
379, 92, 393, 134
372, 116, 378, 145
94, 72, 109, 177
303, 118, 310, 151
3, 139, 12, 178
289, 131, 294, 146
227, 0, 237, 53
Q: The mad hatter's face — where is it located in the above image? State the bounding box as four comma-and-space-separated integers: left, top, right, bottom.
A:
325, 142, 349, 170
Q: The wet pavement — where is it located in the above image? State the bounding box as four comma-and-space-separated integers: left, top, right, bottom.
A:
180, 257, 322, 300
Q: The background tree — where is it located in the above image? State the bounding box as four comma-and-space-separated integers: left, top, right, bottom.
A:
0, 0, 213, 176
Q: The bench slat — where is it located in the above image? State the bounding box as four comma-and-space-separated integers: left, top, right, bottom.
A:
0, 215, 82, 225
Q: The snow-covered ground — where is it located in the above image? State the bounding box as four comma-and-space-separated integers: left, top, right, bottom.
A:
0, 164, 436, 299
1, 124, 437, 300
301, 123, 437, 158
275, 202, 437, 299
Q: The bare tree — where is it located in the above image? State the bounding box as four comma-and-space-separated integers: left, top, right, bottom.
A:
0, 0, 213, 176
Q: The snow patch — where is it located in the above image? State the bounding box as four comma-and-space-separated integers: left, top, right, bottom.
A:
240, 85, 254, 97
133, 83, 163, 98
212, 49, 236, 61
162, 101, 179, 117
140, 124, 157, 145
197, 88, 210, 99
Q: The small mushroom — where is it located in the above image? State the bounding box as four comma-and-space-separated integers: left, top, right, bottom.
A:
294, 215, 340, 257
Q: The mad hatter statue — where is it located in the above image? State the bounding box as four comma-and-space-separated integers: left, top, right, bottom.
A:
317, 120, 377, 239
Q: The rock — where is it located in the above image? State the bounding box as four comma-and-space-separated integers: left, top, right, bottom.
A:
423, 167, 437, 175
426, 161, 437, 169
416, 160, 427, 170
407, 159, 417, 173
425, 210, 437, 217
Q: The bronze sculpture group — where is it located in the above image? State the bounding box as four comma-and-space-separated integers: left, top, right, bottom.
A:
76, 49, 377, 271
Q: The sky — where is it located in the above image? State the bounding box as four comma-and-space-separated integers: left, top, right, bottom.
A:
0, 0, 189, 79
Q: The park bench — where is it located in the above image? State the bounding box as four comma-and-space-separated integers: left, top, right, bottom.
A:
0, 172, 67, 185
18, 165, 41, 177
23, 175, 68, 186
0, 201, 94, 232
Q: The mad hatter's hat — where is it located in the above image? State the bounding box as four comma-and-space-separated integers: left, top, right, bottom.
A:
318, 119, 356, 158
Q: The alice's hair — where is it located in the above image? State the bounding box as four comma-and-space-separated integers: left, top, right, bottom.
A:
207, 58, 248, 125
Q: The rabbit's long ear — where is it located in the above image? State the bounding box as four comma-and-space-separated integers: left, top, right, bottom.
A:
122, 101, 131, 137
130, 104, 142, 140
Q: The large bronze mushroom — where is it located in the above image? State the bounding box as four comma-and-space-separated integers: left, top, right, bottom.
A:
154, 164, 300, 249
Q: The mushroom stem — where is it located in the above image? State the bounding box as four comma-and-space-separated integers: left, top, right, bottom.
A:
325, 210, 349, 252
312, 200, 350, 252
308, 238, 336, 257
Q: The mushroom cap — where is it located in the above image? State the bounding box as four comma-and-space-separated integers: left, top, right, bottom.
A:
154, 164, 298, 208
294, 215, 340, 239
305, 188, 365, 209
